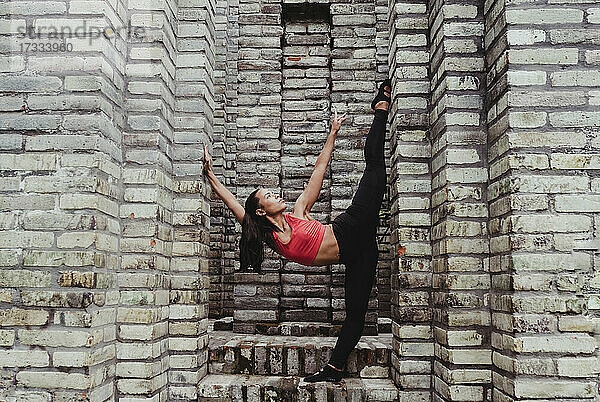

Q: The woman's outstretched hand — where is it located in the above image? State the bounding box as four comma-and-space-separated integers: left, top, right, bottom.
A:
331, 109, 347, 132
203, 144, 213, 175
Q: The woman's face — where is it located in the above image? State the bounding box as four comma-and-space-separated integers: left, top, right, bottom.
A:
255, 189, 286, 216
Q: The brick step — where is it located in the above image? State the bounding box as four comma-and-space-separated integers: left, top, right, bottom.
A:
214, 319, 343, 337
209, 331, 391, 378
279, 321, 340, 337
197, 374, 399, 401
233, 321, 377, 337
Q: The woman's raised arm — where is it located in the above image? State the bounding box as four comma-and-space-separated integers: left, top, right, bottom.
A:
295, 110, 347, 215
203, 145, 245, 224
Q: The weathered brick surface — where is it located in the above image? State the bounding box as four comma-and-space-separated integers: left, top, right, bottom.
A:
121, 2, 173, 399
197, 374, 399, 401
388, 0, 433, 399
1, 0, 213, 401
231, 0, 283, 334
429, 0, 491, 399
1, 1, 126, 400
209, 0, 239, 320
208, 330, 391, 378
230, 0, 391, 335
486, 0, 600, 400
171, 0, 215, 398
280, 18, 333, 324
3, 0, 600, 399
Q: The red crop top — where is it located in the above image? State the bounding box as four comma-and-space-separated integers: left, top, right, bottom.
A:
272, 212, 327, 265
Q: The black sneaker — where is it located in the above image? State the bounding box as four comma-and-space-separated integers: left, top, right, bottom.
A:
371, 79, 392, 111
303, 364, 344, 383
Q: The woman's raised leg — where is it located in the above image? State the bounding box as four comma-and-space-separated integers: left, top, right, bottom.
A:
344, 108, 388, 234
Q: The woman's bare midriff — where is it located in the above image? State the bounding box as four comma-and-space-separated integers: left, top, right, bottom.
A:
309, 224, 340, 266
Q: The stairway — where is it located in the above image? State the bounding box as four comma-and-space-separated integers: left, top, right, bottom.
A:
198, 375, 399, 401
198, 330, 399, 401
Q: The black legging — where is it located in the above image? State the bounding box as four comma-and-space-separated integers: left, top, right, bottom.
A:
329, 108, 388, 369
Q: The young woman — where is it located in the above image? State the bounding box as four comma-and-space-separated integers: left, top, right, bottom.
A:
203, 79, 391, 382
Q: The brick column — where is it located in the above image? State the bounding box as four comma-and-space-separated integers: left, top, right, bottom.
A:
429, 0, 491, 400
488, 1, 600, 400
117, 0, 178, 398
221, 0, 240, 319
233, 0, 283, 333
0, 1, 125, 400
387, 0, 433, 398
485, 0, 511, 399
169, 0, 216, 399
209, 0, 238, 320
208, 0, 228, 319
280, 17, 332, 324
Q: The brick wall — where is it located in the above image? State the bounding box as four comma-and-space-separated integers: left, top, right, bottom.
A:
487, 1, 600, 400
2, 0, 600, 399
0, 0, 214, 400
231, 0, 391, 335
172, 0, 215, 398
387, 0, 433, 397
280, 17, 332, 323
121, 0, 174, 398
1, 0, 127, 399
387, 0, 600, 399
232, 0, 283, 333
429, 0, 491, 399
209, 0, 238, 319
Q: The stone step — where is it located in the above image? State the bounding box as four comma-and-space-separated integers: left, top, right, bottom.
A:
197, 374, 400, 401
209, 331, 391, 379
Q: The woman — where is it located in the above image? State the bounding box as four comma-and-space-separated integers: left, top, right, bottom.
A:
203, 79, 391, 382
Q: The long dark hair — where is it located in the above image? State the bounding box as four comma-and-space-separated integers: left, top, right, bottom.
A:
239, 188, 281, 272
